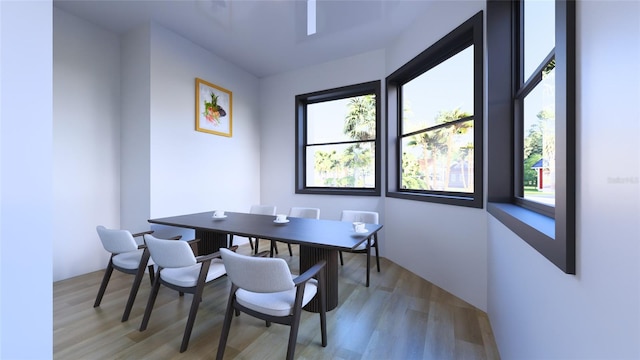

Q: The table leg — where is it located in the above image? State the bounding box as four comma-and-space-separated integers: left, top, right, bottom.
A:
299, 245, 339, 312
194, 230, 228, 255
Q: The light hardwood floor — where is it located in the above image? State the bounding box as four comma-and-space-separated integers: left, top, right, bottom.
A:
54, 243, 500, 360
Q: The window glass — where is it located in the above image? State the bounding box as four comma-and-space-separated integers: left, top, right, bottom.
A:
400, 46, 475, 193
524, 0, 555, 81
523, 65, 555, 205
307, 98, 375, 143
402, 47, 474, 134
296, 82, 380, 195
306, 142, 375, 188
401, 119, 474, 192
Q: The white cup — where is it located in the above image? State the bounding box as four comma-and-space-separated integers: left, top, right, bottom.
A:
276, 214, 288, 222
353, 221, 365, 232
214, 210, 225, 218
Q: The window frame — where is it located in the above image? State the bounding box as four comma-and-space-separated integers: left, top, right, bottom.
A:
487, 0, 576, 274
295, 81, 382, 196
385, 11, 484, 208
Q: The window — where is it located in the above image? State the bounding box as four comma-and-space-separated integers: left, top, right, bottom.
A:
487, 0, 575, 274
386, 12, 483, 208
295, 81, 381, 196
516, 0, 557, 216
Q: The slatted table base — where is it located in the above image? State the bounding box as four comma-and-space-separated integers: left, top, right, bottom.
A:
300, 245, 339, 312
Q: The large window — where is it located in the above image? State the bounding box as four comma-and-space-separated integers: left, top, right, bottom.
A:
386, 12, 483, 208
487, 0, 575, 274
295, 81, 381, 196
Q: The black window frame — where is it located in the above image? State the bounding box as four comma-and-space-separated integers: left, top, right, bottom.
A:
487, 0, 576, 274
386, 11, 484, 208
295, 81, 382, 196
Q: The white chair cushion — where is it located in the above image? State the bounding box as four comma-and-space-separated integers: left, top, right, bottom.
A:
160, 259, 226, 288
112, 249, 146, 270
236, 278, 318, 317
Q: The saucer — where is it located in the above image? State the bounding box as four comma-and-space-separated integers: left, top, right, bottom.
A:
354, 228, 368, 233
274, 219, 290, 224
212, 215, 227, 219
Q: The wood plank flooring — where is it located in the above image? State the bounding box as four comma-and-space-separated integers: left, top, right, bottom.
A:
54, 243, 500, 359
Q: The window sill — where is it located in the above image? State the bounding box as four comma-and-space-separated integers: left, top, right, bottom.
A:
487, 201, 575, 274
296, 188, 381, 196
387, 190, 483, 208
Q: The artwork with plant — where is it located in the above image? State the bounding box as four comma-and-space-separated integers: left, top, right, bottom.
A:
203, 92, 227, 125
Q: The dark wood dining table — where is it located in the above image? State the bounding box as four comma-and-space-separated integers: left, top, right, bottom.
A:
148, 211, 383, 312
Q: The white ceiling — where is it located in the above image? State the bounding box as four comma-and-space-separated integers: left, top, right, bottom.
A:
53, 0, 434, 78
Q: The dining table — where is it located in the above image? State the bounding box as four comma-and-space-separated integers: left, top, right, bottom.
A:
148, 210, 383, 312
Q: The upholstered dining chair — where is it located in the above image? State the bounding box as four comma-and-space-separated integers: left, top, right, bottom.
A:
216, 248, 327, 360
339, 210, 381, 287
94, 226, 181, 322
269, 207, 321, 257
139, 234, 236, 353
229, 204, 277, 253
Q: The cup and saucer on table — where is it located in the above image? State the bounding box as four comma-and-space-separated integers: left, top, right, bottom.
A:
352, 221, 367, 233
212, 210, 227, 219
274, 214, 289, 224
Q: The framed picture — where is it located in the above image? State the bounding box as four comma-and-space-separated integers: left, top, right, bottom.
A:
195, 78, 232, 137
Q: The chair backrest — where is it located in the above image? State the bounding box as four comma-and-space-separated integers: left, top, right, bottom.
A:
144, 234, 197, 268
289, 207, 320, 219
340, 210, 379, 224
96, 225, 139, 254
249, 205, 277, 215
220, 248, 295, 293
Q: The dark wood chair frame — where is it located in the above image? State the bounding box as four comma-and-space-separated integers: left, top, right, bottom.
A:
94, 230, 182, 322
229, 233, 292, 257
216, 259, 328, 360
139, 240, 238, 353
339, 233, 380, 287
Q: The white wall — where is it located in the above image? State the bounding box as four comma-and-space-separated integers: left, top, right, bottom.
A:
52, 11, 263, 281
1, 1, 53, 357
120, 24, 151, 233
259, 49, 386, 222
259, 1, 489, 313
148, 23, 261, 220
488, 1, 640, 358
384, 1, 488, 311
53, 8, 122, 281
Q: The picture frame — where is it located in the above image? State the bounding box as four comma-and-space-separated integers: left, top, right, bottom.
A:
195, 78, 232, 137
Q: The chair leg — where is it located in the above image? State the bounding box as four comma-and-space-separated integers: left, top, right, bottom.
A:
287, 312, 302, 360
139, 268, 162, 331
286, 282, 308, 360
254, 238, 260, 254
319, 268, 327, 347
374, 236, 381, 272
147, 265, 155, 285
216, 287, 238, 360
122, 250, 151, 322
339, 251, 344, 266
287, 243, 293, 256
366, 237, 371, 287
94, 260, 114, 307
179, 261, 211, 352
180, 295, 200, 352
